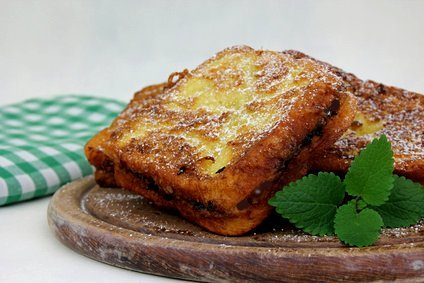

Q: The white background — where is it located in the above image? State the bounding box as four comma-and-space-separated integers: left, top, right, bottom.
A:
1, 0, 424, 106
1, 0, 423, 282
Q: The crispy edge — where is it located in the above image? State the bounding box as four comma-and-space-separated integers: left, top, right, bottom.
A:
84, 83, 168, 187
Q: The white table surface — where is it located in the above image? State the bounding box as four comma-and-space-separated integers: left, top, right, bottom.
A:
1, 0, 423, 282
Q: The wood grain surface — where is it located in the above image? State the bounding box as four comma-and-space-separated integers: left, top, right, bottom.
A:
48, 176, 424, 282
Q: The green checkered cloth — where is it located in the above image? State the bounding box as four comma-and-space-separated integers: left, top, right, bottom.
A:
0, 95, 125, 206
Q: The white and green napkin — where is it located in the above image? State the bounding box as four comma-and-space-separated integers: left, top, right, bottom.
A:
0, 95, 125, 206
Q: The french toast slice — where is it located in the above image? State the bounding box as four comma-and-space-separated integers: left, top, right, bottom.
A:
109, 91, 355, 235
310, 67, 424, 184
85, 46, 357, 235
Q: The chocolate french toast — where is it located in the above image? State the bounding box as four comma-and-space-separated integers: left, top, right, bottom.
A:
85, 46, 356, 235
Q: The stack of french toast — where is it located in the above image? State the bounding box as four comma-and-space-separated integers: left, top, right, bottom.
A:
85, 46, 423, 236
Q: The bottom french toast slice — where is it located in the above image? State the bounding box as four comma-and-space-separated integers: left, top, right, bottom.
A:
311, 73, 424, 184
280, 50, 424, 184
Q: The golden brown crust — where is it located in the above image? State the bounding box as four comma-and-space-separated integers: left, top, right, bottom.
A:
85, 46, 356, 235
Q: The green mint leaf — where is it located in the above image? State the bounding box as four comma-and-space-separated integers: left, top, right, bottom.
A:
334, 202, 383, 247
356, 199, 368, 210
268, 172, 345, 236
344, 135, 394, 205
371, 175, 424, 228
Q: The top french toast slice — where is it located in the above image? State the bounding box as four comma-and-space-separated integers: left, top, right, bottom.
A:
86, 46, 356, 216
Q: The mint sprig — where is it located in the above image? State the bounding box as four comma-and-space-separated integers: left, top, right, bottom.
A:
268, 172, 345, 236
344, 135, 394, 205
268, 135, 424, 247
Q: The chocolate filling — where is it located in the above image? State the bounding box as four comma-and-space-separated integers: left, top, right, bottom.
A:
177, 166, 186, 175
191, 200, 217, 212
121, 165, 217, 212
215, 166, 226, 174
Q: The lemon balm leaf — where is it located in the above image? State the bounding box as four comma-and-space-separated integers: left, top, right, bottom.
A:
268, 172, 345, 236
344, 135, 394, 206
371, 175, 424, 228
334, 203, 383, 247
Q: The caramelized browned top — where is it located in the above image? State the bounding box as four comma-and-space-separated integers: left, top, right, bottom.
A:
103, 46, 347, 178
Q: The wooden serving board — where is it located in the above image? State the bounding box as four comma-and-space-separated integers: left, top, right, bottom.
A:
48, 176, 424, 282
